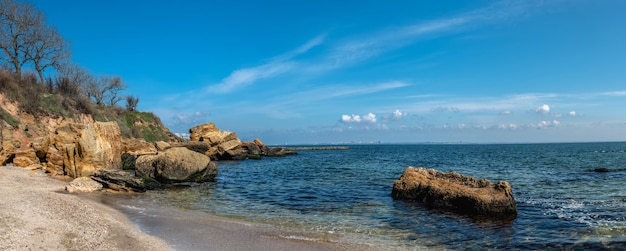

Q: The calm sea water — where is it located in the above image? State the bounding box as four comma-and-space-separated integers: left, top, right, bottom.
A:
126, 142, 626, 250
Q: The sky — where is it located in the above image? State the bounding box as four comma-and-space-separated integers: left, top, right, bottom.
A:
29, 0, 626, 144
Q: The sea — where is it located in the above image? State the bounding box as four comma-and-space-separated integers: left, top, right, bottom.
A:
114, 142, 626, 250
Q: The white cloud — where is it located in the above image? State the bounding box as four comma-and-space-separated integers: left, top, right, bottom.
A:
363, 113, 377, 123
500, 110, 512, 115
340, 113, 377, 124
393, 109, 408, 119
568, 111, 577, 117
535, 104, 551, 114
498, 124, 518, 130
535, 120, 560, 128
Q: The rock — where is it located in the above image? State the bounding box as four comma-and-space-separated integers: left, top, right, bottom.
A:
92, 169, 149, 192
135, 154, 159, 178
154, 141, 171, 151
12, 148, 39, 167
172, 141, 212, 155
241, 142, 262, 159
66, 177, 103, 193
391, 167, 517, 218
135, 147, 218, 183
0, 125, 16, 165
44, 145, 64, 175
122, 138, 157, 156
31, 136, 50, 160
253, 138, 270, 153
25, 163, 43, 170
219, 146, 248, 160
48, 122, 123, 178
190, 122, 237, 143
594, 167, 610, 172
264, 147, 297, 157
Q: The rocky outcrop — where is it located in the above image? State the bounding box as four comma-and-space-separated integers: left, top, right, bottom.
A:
135, 147, 217, 183
0, 122, 16, 165
46, 122, 122, 178
391, 167, 517, 218
176, 123, 296, 160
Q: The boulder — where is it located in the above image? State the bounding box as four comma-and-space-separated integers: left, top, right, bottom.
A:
253, 138, 270, 153
241, 142, 262, 160
391, 167, 517, 218
92, 169, 150, 192
135, 147, 217, 183
66, 177, 103, 193
189, 123, 240, 146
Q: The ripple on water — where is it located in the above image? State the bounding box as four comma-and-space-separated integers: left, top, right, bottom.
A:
133, 143, 626, 250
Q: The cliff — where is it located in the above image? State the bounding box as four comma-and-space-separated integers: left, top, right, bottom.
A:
0, 91, 179, 176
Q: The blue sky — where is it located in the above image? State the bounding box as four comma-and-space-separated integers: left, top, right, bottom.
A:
32, 0, 626, 144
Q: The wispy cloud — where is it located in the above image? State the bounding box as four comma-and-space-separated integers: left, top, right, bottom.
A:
207, 35, 325, 93
206, 1, 548, 93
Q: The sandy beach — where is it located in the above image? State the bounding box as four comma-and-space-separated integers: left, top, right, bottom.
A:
0, 165, 168, 250
0, 166, 374, 251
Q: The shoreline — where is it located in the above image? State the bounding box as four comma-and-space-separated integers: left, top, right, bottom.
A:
0, 165, 377, 250
89, 190, 381, 251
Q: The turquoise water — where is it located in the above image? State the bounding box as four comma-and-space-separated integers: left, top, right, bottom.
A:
131, 143, 626, 249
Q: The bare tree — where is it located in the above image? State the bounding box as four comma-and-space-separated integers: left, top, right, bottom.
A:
125, 95, 139, 111
83, 75, 127, 107
58, 62, 91, 87
0, 0, 69, 82
27, 23, 69, 84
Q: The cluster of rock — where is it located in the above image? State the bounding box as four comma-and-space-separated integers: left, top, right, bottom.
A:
392, 167, 517, 218
1, 120, 122, 177
179, 122, 296, 160
1, 118, 296, 192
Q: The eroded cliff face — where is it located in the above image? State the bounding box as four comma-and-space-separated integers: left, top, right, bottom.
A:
0, 120, 122, 178
0, 93, 129, 177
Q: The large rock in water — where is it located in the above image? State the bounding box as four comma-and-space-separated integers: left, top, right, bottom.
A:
391, 167, 517, 218
135, 147, 217, 183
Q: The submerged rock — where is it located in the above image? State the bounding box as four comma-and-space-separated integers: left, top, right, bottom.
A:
391, 167, 517, 218
593, 167, 610, 172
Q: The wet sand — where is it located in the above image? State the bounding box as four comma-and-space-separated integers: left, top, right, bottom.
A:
90, 189, 380, 251
0, 166, 377, 250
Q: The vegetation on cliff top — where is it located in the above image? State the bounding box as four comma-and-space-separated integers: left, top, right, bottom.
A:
0, 0, 175, 142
